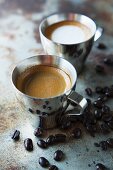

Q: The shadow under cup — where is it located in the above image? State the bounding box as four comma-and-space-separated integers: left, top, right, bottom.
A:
12, 55, 78, 129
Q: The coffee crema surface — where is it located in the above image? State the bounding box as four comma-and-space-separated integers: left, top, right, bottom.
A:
16, 65, 72, 98
45, 20, 92, 44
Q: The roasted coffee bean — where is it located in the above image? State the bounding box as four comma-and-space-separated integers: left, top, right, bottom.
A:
94, 142, 100, 147
100, 123, 110, 134
39, 157, 49, 167
94, 110, 102, 120
108, 87, 113, 97
102, 86, 110, 94
45, 101, 49, 105
95, 86, 103, 94
24, 138, 33, 151
97, 95, 108, 102
101, 105, 110, 114
49, 165, 58, 170
97, 43, 107, 49
48, 106, 52, 110
93, 100, 104, 109
54, 150, 64, 161
106, 138, 113, 148
85, 88, 93, 96
12, 130, 20, 141
28, 108, 34, 113
104, 57, 113, 65
95, 65, 104, 73
102, 114, 113, 122
71, 128, 82, 139
37, 139, 47, 149
34, 127, 43, 137
36, 110, 41, 114
107, 120, 113, 129
54, 134, 66, 143
99, 141, 108, 151
96, 163, 107, 170
46, 135, 56, 145
86, 98, 92, 106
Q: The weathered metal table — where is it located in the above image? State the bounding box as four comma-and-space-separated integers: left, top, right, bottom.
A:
0, 0, 113, 169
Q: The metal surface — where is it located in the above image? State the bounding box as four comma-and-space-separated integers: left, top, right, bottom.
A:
39, 13, 97, 74
0, 0, 113, 169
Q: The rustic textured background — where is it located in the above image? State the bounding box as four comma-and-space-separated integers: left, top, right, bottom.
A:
0, 0, 113, 169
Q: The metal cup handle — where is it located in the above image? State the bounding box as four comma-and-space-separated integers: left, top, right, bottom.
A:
67, 91, 87, 116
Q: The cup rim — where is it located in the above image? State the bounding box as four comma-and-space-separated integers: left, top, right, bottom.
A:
39, 12, 97, 45
11, 55, 77, 100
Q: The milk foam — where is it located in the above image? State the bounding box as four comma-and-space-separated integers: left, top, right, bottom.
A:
51, 25, 88, 44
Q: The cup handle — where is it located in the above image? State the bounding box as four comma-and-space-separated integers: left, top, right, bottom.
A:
94, 26, 103, 41
67, 91, 87, 115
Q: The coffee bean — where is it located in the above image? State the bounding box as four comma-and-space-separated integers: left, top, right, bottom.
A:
46, 135, 56, 145
101, 105, 110, 114
93, 100, 104, 109
94, 142, 100, 147
37, 139, 47, 149
54, 150, 64, 161
28, 108, 34, 113
54, 134, 66, 143
49, 165, 58, 170
95, 87, 103, 94
85, 88, 93, 96
108, 87, 113, 97
95, 65, 104, 73
96, 163, 107, 170
12, 130, 20, 141
99, 141, 108, 151
102, 114, 113, 122
39, 157, 49, 167
86, 124, 96, 137
94, 110, 102, 120
48, 106, 52, 110
104, 57, 113, 65
24, 138, 33, 151
71, 128, 82, 139
106, 138, 113, 148
100, 123, 110, 134
102, 87, 110, 94
97, 95, 108, 102
34, 127, 43, 137
97, 43, 107, 49
107, 120, 113, 129
86, 98, 92, 105
45, 101, 49, 105
36, 110, 41, 114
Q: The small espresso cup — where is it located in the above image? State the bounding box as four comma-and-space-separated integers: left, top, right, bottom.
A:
12, 55, 87, 129
39, 13, 102, 73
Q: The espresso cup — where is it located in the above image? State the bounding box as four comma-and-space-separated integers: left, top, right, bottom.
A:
39, 13, 102, 73
12, 55, 87, 129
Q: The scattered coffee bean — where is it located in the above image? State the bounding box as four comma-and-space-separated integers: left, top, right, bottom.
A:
54, 134, 66, 143
104, 57, 113, 65
96, 163, 107, 170
48, 106, 52, 110
100, 123, 110, 134
99, 141, 108, 151
97, 95, 108, 102
94, 110, 102, 120
28, 108, 34, 113
102, 113, 113, 122
86, 98, 92, 106
95, 65, 104, 73
97, 43, 107, 50
102, 87, 110, 94
93, 100, 104, 109
106, 138, 113, 148
49, 165, 58, 170
71, 128, 82, 139
85, 88, 93, 96
24, 138, 33, 151
45, 101, 49, 105
34, 127, 43, 137
46, 135, 55, 145
95, 87, 103, 94
54, 150, 64, 161
36, 110, 41, 114
101, 105, 110, 114
94, 142, 100, 147
39, 157, 49, 168
107, 120, 113, 129
12, 130, 20, 141
37, 139, 47, 149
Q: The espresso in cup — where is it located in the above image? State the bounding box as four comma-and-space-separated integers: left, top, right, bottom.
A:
44, 21, 92, 44
16, 65, 72, 98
